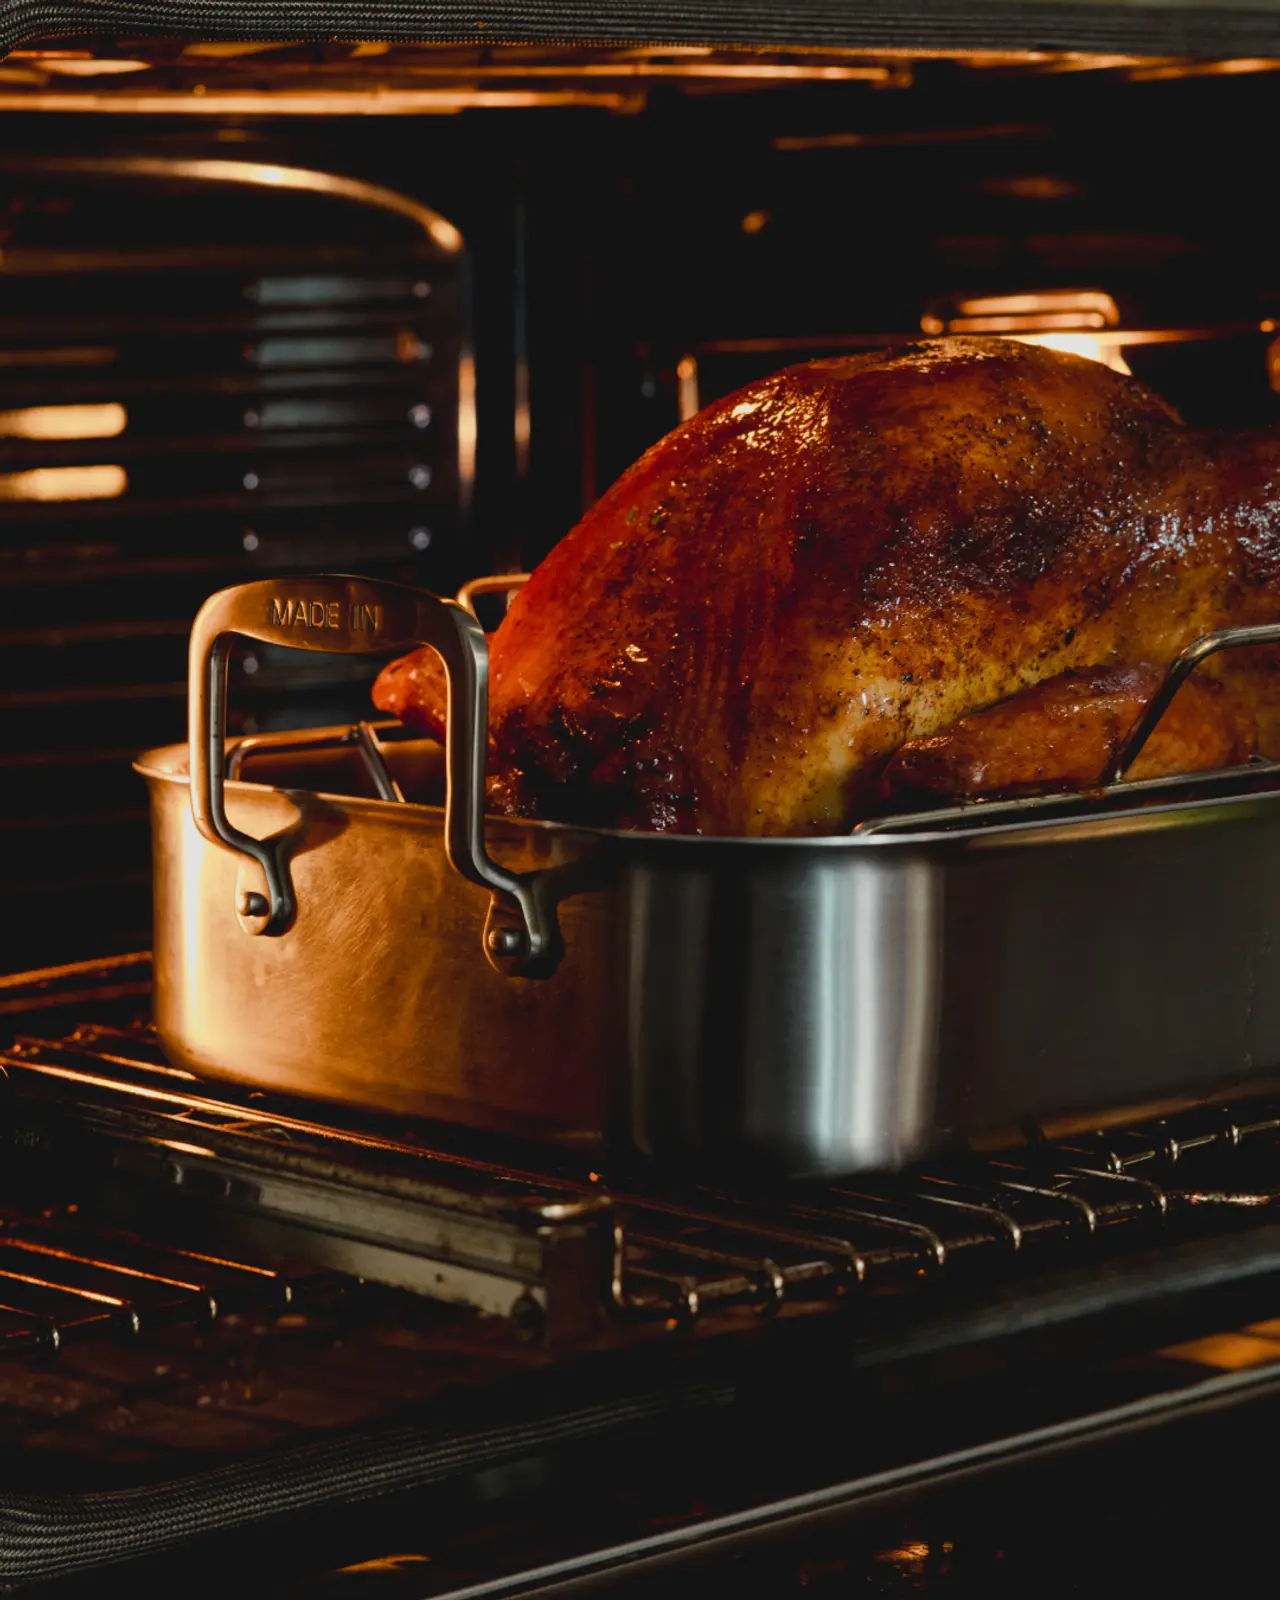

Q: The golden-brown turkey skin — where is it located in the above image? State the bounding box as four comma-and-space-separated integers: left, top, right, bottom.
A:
878, 666, 1257, 805
376, 338, 1280, 835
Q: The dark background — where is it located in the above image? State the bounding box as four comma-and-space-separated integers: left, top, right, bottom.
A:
5, 57, 1280, 970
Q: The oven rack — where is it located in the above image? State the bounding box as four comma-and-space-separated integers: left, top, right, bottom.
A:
4, 981, 1280, 1350
0, 1205, 343, 1359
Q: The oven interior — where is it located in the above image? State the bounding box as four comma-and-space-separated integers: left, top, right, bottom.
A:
5, 33, 1280, 1596
5, 42, 1280, 973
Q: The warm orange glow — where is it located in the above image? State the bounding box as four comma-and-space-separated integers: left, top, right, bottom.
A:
958, 291, 1118, 322
558, 61, 892, 80
162, 1242, 282, 1278
181, 42, 294, 58
1010, 333, 1131, 374
922, 290, 1120, 336
0, 464, 127, 501
1160, 1332, 1280, 1370
40, 59, 151, 76
0, 1264, 124, 1305
677, 355, 700, 421
0, 88, 639, 115
458, 350, 477, 498
0, 346, 116, 369
1130, 57, 1280, 82
2, 1237, 207, 1293
922, 290, 1129, 371
948, 311, 1110, 334
456, 572, 529, 618
874, 1542, 934, 1576
0, 950, 153, 990
0, 402, 126, 440
335, 1557, 431, 1576
13, 45, 892, 83
20, 158, 464, 258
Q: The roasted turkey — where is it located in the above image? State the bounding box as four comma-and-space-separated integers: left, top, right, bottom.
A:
374, 337, 1280, 835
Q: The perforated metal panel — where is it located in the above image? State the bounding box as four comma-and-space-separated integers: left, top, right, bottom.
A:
0, 159, 470, 968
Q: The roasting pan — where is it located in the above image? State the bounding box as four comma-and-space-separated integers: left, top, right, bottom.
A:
135, 575, 1280, 1177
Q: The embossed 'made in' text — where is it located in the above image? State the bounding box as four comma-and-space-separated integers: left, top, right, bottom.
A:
268, 597, 382, 633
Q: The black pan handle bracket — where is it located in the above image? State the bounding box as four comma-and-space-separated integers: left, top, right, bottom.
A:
187, 574, 561, 976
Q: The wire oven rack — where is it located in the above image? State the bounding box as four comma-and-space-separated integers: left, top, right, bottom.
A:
4, 956, 1280, 1356
9, 956, 1280, 1594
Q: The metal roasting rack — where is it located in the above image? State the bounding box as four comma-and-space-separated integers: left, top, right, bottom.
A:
857, 617, 1280, 834
5, 965, 1280, 1352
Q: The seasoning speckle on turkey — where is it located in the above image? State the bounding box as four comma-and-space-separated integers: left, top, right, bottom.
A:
373, 337, 1280, 835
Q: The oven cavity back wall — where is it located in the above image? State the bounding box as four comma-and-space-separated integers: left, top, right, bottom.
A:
0, 159, 469, 969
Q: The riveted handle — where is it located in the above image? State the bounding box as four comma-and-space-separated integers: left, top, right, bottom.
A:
187, 574, 559, 973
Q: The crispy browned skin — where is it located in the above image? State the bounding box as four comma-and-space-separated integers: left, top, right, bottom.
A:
375, 647, 451, 747
878, 666, 1257, 804
374, 338, 1280, 834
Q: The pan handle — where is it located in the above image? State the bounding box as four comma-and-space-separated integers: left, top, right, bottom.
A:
187, 574, 560, 975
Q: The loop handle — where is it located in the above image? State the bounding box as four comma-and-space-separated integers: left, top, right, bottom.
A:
187, 574, 559, 974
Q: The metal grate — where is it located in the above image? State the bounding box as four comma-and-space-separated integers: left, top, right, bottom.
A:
0, 1209, 335, 1358
0, 1258, 549, 1496
6, 958, 1280, 1586
4, 962, 1280, 1344
610, 1108, 1280, 1324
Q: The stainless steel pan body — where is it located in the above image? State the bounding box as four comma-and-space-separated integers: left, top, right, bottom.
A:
136, 575, 1280, 1176
139, 738, 615, 1144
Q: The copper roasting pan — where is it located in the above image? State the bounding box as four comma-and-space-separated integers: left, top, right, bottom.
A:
135, 575, 1280, 1177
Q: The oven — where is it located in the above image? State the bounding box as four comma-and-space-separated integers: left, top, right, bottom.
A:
5, 7, 1280, 1594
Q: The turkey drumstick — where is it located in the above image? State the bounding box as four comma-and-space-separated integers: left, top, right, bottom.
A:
374, 337, 1280, 835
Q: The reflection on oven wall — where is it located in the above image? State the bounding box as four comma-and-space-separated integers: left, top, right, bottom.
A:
3, 56, 1280, 971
